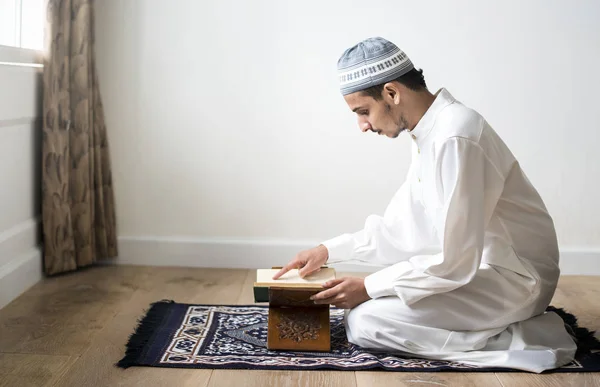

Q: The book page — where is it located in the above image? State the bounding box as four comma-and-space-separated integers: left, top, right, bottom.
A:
255, 268, 335, 287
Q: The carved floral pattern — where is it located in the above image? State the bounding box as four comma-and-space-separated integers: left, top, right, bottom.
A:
276, 313, 321, 342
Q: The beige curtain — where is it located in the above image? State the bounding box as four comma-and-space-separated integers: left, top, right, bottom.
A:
42, 0, 117, 276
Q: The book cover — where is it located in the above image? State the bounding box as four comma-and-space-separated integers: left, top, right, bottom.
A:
253, 267, 335, 302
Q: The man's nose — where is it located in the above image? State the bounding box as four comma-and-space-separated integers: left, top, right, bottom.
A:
359, 119, 372, 132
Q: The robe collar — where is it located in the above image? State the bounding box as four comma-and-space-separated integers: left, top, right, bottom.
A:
407, 88, 456, 147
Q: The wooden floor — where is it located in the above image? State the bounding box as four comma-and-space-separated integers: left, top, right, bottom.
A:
0, 265, 598, 387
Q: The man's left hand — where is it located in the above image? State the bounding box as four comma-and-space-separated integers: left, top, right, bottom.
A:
310, 277, 371, 309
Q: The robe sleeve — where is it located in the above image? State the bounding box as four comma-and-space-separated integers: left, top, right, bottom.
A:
363, 137, 505, 305
321, 163, 434, 266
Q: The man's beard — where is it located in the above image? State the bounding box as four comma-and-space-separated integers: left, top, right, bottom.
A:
396, 115, 409, 136
386, 103, 409, 138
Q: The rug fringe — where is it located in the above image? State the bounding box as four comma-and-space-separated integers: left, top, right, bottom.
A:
115, 299, 175, 369
546, 306, 600, 357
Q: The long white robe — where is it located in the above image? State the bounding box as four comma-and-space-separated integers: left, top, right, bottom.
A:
321, 88, 577, 373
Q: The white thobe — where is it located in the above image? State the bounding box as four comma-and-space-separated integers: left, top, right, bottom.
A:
321, 88, 577, 373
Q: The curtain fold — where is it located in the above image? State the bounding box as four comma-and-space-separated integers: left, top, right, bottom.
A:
42, 0, 117, 276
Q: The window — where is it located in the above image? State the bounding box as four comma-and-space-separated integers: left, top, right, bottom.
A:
1, 0, 45, 50
0, 0, 45, 65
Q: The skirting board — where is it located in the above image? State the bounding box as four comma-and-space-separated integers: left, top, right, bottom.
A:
0, 247, 42, 310
0, 217, 40, 268
112, 237, 600, 276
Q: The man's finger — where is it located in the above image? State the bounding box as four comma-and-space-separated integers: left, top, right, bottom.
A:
314, 295, 344, 305
272, 262, 298, 279
323, 278, 345, 288
310, 286, 340, 301
298, 264, 320, 278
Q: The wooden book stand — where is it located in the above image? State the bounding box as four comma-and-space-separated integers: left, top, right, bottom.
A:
267, 287, 330, 351
254, 267, 331, 352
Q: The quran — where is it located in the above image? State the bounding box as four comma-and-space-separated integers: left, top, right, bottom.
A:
254, 267, 336, 352
254, 268, 335, 295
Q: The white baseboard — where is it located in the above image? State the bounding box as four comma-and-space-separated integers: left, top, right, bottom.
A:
0, 218, 42, 309
0, 217, 40, 268
0, 247, 42, 309
113, 236, 600, 275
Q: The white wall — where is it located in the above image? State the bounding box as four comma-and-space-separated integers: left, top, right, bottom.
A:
0, 48, 43, 308
95, 0, 600, 272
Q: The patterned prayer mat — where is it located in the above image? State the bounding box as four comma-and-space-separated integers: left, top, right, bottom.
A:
116, 301, 600, 373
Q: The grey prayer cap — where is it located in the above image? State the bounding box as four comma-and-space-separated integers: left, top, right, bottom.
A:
337, 37, 414, 95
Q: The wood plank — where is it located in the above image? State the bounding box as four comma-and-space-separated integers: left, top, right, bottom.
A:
355, 371, 503, 387
54, 312, 213, 387
550, 276, 600, 333
127, 266, 249, 306
236, 269, 258, 305
207, 370, 357, 387
0, 353, 75, 387
494, 373, 599, 387
54, 266, 248, 387
0, 265, 146, 355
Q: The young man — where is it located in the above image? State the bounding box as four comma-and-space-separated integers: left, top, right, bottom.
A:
273, 37, 577, 372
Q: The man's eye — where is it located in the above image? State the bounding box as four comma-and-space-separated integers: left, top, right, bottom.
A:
359, 111, 368, 115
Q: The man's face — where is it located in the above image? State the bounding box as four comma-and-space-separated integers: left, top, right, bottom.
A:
344, 87, 409, 138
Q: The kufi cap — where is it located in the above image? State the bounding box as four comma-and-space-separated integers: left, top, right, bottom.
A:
337, 37, 414, 95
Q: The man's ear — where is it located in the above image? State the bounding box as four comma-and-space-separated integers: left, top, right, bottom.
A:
383, 82, 401, 105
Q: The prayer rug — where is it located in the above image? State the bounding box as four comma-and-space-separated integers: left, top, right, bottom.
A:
116, 301, 600, 372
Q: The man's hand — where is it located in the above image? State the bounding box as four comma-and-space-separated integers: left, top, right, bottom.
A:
310, 277, 371, 309
272, 244, 329, 280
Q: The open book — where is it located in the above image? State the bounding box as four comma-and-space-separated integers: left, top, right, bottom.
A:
255, 268, 336, 289
253, 267, 336, 302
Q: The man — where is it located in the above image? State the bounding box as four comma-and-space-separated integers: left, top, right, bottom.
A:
273, 37, 577, 372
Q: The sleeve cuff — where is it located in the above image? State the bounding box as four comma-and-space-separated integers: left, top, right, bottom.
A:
364, 267, 400, 299
320, 233, 355, 264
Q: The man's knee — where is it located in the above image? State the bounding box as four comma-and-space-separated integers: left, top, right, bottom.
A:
344, 300, 379, 348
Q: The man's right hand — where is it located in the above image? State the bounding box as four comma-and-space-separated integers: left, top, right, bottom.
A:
272, 244, 329, 280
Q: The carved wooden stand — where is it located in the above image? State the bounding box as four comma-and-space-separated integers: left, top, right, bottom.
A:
267, 287, 330, 351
